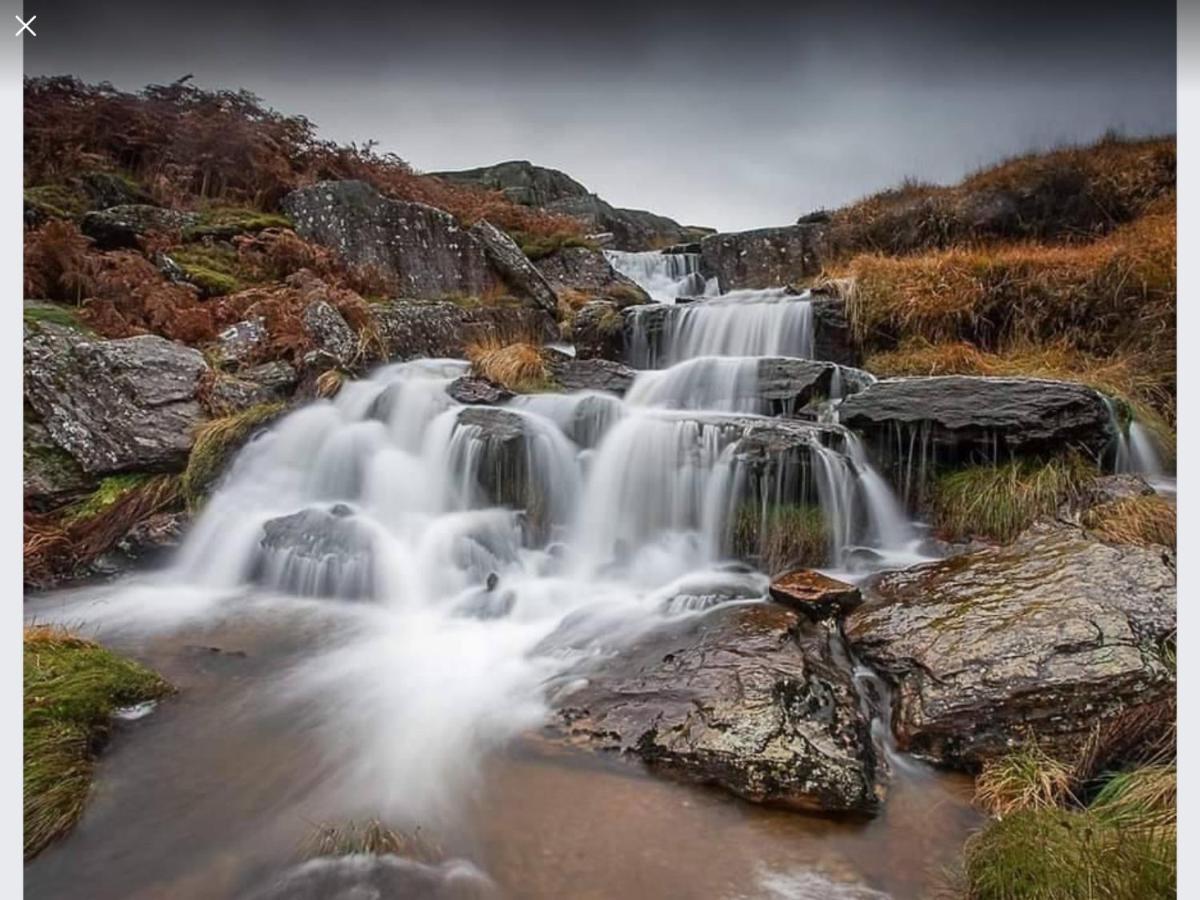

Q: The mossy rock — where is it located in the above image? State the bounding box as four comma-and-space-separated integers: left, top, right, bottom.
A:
24, 184, 89, 222
182, 206, 292, 241
24, 628, 172, 859
23, 301, 92, 334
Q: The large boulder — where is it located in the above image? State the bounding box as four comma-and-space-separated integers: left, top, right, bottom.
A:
845, 522, 1176, 767
372, 301, 559, 361
468, 220, 558, 314
81, 204, 199, 250
699, 224, 828, 291
534, 245, 650, 305
548, 603, 879, 812
431, 160, 713, 251
544, 353, 637, 395
837, 376, 1114, 468
24, 418, 97, 512
24, 322, 208, 474
282, 181, 499, 300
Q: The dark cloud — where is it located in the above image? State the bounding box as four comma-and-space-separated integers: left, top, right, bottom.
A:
25, 0, 1176, 230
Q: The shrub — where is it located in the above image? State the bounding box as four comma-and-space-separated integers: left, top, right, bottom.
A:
24, 220, 96, 301
1081, 496, 1175, 548
24, 626, 171, 859
181, 402, 286, 507
975, 746, 1074, 816
931, 457, 1093, 543
732, 503, 828, 573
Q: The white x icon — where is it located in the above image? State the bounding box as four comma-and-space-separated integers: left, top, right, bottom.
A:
15, 14, 37, 36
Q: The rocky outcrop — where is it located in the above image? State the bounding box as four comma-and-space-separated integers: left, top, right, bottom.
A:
837, 376, 1114, 468
756, 358, 854, 413
283, 181, 498, 300
544, 353, 637, 395
302, 300, 357, 366
769, 570, 862, 621
24, 322, 208, 474
81, 205, 199, 250
24, 418, 97, 512
468, 220, 558, 314
699, 224, 827, 291
548, 603, 879, 812
372, 301, 559, 362
209, 362, 298, 413
534, 246, 650, 304
570, 301, 625, 361
845, 523, 1176, 767
432, 160, 712, 251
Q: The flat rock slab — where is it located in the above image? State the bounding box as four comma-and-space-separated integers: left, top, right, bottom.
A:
548, 602, 879, 813
24, 322, 208, 474
845, 523, 1176, 767
770, 569, 862, 621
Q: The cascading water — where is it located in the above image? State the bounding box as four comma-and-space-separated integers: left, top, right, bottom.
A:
1103, 397, 1174, 492
625, 290, 816, 367
603, 249, 716, 303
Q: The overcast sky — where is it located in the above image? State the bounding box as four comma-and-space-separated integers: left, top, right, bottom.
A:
25, 0, 1176, 231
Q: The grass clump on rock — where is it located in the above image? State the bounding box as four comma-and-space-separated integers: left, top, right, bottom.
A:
1082, 495, 1175, 549
974, 745, 1073, 816
931, 456, 1093, 543
465, 335, 555, 393
24, 626, 171, 859
732, 503, 828, 574
183, 206, 292, 241
182, 401, 286, 507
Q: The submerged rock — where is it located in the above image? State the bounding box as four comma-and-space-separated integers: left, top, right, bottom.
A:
845, 522, 1176, 767
246, 855, 497, 900
24, 322, 208, 474
699, 224, 827, 291
837, 375, 1113, 469
769, 569, 862, 621
251, 507, 377, 600
548, 603, 879, 813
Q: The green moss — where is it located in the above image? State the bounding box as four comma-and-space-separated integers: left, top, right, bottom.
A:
167, 244, 251, 296
24, 184, 88, 220
183, 206, 292, 241
182, 402, 286, 507
931, 456, 1095, 543
732, 503, 828, 574
66, 474, 152, 524
24, 628, 171, 859
964, 806, 1174, 899
23, 303, 91, 333
513, 231, 600, 261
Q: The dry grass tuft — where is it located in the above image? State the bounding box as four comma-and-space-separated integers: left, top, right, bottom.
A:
302, 819, 443, 863
1090, 764, 1176, 837
1082, 495, 1175, 548
466, 336, 552, 393
1072, 698, 1176, 790
182, 402, 286, 507
315, 369, 346, 398
975, 745, 1074, 816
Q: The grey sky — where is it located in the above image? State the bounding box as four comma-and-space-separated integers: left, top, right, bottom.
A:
25, 1, 1176, 231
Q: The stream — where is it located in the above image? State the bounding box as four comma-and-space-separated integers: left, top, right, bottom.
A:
25, 249, 989, 899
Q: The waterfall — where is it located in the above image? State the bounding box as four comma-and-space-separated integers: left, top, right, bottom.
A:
1103, 397, 1172, 490
626, 290, 816, 367
625, 356, 764, 413
604, 249, 716, 303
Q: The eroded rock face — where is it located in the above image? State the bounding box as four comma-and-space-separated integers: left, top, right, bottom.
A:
81, 205, 199, 250
699, 224, 827, 291
837, 376, 1113, 469
372, 301, 559, 362
469, 219, 558, 315
810, 294, 860, 367
283, 181, 499, 299
548, 603, 879, 812
534, 246, 650, 304
845, 523, 1176, 767
24, 322, 208, 474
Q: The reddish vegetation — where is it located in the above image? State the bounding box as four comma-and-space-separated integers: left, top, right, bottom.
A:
24, 76, 582, 237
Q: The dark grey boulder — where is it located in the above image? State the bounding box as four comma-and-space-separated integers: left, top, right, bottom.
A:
544, 353, 637, 395
251, 507, 376, 600
837, 376, 1114, 470
699, 224, 828, 291
548, 602, 879, 812
209, 361, 298, 413
810, 294, 860, 367
81, 204, 199, 250
372, 301, 559, 362
92, 510, 189, 576
534, 246, 650, 305
447, 376, 515, 406
282, 180, 498, 300
79, 172, 154, 210
469, 219, 558, 314
24, 418, 97, 512
24, 322, 208, 474
845, 522, 1176, 767
570, 300, 625, 361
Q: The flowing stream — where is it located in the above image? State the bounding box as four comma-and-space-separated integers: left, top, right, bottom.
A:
26, 250, 986, 899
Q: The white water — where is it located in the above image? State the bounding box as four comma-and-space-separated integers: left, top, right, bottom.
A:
604, 249, 716, 303
625, 356, 764, 413
1104, 398, 1174, 493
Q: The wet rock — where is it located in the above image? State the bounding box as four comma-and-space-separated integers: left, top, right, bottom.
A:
252, 507, 376, 600
699, 224, 828, 291
845, 523, 1176, 767
544, 352, 637, 395
756, 358, 842, 413
534, 246, 650, 304
24, 322, 208, 474
810, 294, 860, 367
246, 855, 498, 900
81, 204, 199, 250
549, 603, 879, 813
837, 376, 1113, 468
447, 376, 515, 406
92, 510, 189, 575
209, 361, 298, 413
302, 299, 357, 365
283, 180, 504, 301
570, 300, 625, 361
770, 569, 862, 621
24, 418, 97, 512
469, 219, 558, 314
